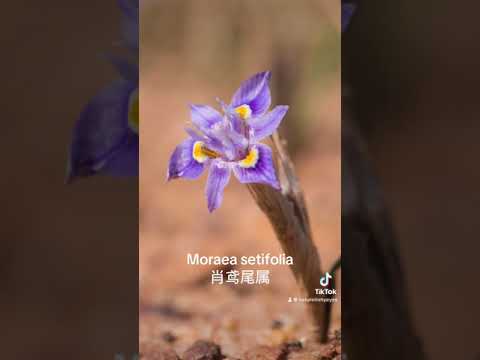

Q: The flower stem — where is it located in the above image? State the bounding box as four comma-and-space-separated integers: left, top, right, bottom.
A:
247, 132, 332, 342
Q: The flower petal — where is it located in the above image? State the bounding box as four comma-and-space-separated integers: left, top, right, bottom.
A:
167, 138, 205, 181
98, 132, 139, 176
185, 127, 205, 142
249, 105, 288, 141
118, 0, 138, 18
232, 144, 280, 190
230, 71, 272, 117
201, 118, 241, 161
342, 3, 356, 32
190, 104, 223, 133
67, 80, 138, 182
185, 127, 220, 148
104, 53, 139, 83
205, 160, 231, 212
118, 0, 139, 52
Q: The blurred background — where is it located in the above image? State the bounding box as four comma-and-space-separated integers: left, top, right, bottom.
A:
0, 1, 138, 359
139, 0, 340, 357
344, 2, 480, 359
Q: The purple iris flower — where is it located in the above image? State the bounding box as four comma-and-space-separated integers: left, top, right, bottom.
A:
66, 0, 138, 182
342, 1, 356, 32
167, 71, 289, 212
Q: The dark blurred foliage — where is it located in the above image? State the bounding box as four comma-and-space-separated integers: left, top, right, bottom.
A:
0, 1, 138, 359
344, 1, 480, 359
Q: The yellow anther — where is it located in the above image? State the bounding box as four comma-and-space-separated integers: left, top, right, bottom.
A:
234, 104, 252, 120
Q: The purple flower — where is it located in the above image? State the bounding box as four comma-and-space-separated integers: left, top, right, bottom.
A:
167, 71, 288, 212
118, 0, 139, 53
342, 1, 356, 32
66, 0, 138, 182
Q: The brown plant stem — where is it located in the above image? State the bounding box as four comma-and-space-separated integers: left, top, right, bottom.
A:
247, 132, 331, 342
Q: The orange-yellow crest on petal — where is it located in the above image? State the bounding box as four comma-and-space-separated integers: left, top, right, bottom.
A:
128, 89, 139, 133
192, 141, 218, 163
239, 147, 259, 168
234, 104, 252, 120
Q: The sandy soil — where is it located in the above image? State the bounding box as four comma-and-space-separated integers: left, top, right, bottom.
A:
140, 63, 340, 358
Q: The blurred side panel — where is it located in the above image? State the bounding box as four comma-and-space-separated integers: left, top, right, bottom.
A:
343, 1, 480, 360
0, 1, 138, 359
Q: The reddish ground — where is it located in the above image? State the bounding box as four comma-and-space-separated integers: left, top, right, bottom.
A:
140, 64, 340, 359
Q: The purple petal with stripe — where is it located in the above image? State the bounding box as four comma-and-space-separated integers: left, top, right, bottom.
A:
232, 144, 280, 190
205, 160, 231, 212
228, 111, 245, 135
230, 71, 272, 117
167, 138, 205, 181
190, 104, 223, 133
184, 127, 205, 142
249, 105, 288, 141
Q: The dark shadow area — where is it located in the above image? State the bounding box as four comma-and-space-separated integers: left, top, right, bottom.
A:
0, 1, 138, 359
343, 1, 480, 359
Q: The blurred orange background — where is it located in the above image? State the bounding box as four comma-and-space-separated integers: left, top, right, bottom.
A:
140, 1, 340, 356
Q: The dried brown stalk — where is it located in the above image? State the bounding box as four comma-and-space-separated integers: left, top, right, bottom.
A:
247, 132, 331, 342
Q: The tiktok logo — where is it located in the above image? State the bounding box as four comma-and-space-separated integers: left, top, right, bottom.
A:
315, 272, 337, 296
320, 272, 332, 287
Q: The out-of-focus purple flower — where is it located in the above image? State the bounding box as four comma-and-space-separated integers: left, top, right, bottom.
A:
342, 1, 356, 32
167, 71, 288, 212
67, 0, 139, 182
118, 0, 139, 53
